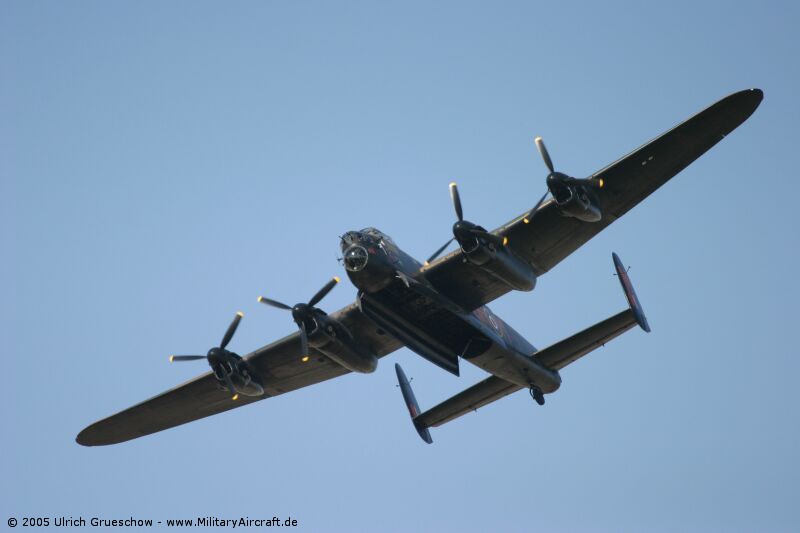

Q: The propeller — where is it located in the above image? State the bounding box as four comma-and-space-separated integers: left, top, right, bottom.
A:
169, 311, 244, 400
425, 182, 507, 265
524, 136, 604, 223
257, 277, 341, 358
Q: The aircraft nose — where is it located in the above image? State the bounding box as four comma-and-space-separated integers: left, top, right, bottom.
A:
343, 245, 369, 272
341, 231, 361, 250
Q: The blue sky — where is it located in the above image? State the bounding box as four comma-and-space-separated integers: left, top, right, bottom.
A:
3, 1, 799, 531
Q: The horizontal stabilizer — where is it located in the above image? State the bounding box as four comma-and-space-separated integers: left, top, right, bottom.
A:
395, 363, 521, 442
534, 309, 638, 370
415, 375, 520, 429
535, 251, 651, 370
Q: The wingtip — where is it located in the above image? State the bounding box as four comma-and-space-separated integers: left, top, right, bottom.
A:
75, 426, 100, 447
742, 87, 764, 106
727, 88, 764, 114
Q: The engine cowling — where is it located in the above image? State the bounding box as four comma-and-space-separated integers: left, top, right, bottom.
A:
550, 182, 602, 222
461, 241, 537, 292
526, 138, 605, 224
307, 313, 378, 373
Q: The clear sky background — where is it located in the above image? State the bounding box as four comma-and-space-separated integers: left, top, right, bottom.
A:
3, 1, 799, 532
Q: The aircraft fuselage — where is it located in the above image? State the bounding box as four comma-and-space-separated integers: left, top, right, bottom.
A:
341, 228, 561, 394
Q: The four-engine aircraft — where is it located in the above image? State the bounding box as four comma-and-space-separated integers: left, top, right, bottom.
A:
77, 89, 763, 446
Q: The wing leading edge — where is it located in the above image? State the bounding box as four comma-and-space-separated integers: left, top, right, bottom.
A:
77, 303, 401, 446
423, 89, 763, 311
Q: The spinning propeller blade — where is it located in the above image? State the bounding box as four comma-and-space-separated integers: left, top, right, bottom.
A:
258, 277, 341, 359
449, 182, 464, 222
169, 355, 205, 362
524, 189, 551, 223
168, 311, 247, 400
425, 238, 454, 265
169, 311, 245, 364
298, 320, 309, 357
535, 136, 554, 173
308, 277, 340, 307
526, 136, 603, 223
220, 312, 243, 350
221, 369, 238, 400
426, 182, 507, 264
257, 296, 292, 310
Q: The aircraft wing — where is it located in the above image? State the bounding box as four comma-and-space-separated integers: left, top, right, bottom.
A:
423, 89, 763, 311
76, 303, 401, 446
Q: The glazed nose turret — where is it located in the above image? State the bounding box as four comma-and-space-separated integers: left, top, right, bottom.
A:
343, 245, 369, 272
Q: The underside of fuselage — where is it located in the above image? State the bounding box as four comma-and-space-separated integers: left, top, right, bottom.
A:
341, 228, 562, 394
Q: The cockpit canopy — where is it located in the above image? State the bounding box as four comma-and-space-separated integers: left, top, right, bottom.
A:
360, 227, 394, 244
341, 227, 394, 248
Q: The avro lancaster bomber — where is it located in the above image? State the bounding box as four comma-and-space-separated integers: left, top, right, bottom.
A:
77, 89, 762, 446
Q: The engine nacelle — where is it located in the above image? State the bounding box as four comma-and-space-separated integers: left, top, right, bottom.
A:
552, 185, 602, 222
213, 360, 265, 397
307, 314, 378, 373
461, 242, 537, 292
